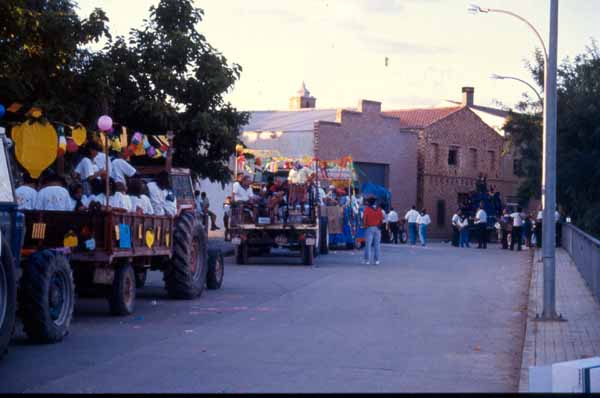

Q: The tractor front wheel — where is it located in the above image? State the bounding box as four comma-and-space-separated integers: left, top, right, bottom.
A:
18, 250, 74, 343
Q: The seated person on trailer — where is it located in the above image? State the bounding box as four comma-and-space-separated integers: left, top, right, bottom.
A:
147, 171, 177, 216
232, 174, 258, 221
34, 169, 74, 211
287, 161, 314, 208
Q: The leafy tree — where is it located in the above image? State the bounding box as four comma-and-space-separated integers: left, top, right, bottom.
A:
0, 0, 247, 183
0, 0, 110, 123
504, 43, 600, 236
103, 0, 248, 182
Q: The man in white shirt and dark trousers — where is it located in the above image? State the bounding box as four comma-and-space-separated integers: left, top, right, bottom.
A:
475, 202, 488, 249
451, 209, 461, 247
387, 207, 400, 244
510, 207, 526, 251
405, 205, 420, 246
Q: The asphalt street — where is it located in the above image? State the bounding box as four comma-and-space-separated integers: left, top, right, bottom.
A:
0, 243, 530, 393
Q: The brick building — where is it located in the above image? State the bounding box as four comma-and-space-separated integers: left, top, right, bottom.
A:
384, 87, 520, 238
239, 83, 419, 213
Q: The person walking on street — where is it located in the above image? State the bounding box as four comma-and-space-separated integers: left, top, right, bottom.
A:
387, 207, 400, 244
500, 208, 510, 250
475, 202, 488, 249
405, 205, 420, 246
458, 213, 470, 248
363, 197, 383, 265
555, 207, 562, 247
510, 207, 526, 251
523, 213, 533, 248
417, 209, 431, 247
451, 209, 460, 247
535, 205, 543, 248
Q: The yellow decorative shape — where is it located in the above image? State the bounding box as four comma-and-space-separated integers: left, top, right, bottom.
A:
165, 232, 170, 247
26, 107, 43, 118
133, 142, 145, 156
138, 224, 143, 240
145, 229, 155, 248
63, 231, 79, 248
32, 223, 46, 239
11, 121, 58, 178
71, 125, 87, 146
114, 226, 120, 240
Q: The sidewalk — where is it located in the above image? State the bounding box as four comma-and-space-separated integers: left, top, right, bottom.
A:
519, 248, 600, 391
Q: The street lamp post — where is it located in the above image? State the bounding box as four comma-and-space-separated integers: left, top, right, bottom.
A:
470, 2, 561, 320
490, 74, 543, 104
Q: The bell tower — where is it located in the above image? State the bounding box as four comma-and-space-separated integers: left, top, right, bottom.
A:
289, 81, 316, 110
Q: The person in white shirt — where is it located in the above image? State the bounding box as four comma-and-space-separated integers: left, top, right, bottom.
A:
387, 207, 400, 244
34, 171, 74, 211
68, 182, 86, 211
475, 202, 488, 249
405, 205, 420, 245
110, 150, 137, 185
15, 174, 38, 210
232, 175, 255, 203
288, 161, 313, 184
90, 141, 110, 175
451, 210, 461, 247
110, 181, 133, 212
458, 213, 470, 248
147, 171, 177, 216
74, 144, 104, 196
416, 209, 431, 247
510, 207, 526, 251
128, 179, 154, 215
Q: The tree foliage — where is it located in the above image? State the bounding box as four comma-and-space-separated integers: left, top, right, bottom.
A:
504, 43, 600, 237
0, 0, 247, 182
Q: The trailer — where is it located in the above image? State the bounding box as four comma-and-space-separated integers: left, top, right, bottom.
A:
229, 155, 324, 265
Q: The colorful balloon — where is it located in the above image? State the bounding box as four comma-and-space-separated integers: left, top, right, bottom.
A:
97, 115, 113, 132
146, 146, 156, 158
132, 132, 142, 145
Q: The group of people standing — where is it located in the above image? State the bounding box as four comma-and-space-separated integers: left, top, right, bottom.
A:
404, 206, 431, 247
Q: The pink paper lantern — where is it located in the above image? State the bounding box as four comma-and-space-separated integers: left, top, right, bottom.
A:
132, 132, 143, 145
97, 115, 113, 132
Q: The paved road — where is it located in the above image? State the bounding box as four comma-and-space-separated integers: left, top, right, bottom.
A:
0, 243, 530, 393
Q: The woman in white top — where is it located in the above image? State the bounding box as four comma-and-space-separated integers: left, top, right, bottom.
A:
128, 179, 154, 215
110, 150, 137, 185
416, 209, 431, 247
15, 173, 38, 210
110, 181, 133, 212
147, 171, 177, 216
34, 171, 74, 211
74, 144, 104, 196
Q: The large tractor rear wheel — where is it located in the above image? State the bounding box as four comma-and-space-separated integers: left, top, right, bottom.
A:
165, 211, 207, 299
0, 238, 16, 358
18, 250, 74, 344
319, 218, 329, 255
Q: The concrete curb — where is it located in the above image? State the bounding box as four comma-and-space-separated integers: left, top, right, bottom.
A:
518, 249, 538, 392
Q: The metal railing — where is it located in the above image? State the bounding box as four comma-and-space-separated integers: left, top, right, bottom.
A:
562, 223, 600, 301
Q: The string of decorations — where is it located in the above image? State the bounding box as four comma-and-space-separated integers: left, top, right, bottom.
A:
1, 104, 170, 179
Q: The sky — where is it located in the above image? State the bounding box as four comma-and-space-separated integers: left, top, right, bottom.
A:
76, 0, 600, 112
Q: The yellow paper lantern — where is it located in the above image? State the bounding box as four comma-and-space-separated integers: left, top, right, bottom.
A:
71, 125, 87, 146
11, 121, 58, 178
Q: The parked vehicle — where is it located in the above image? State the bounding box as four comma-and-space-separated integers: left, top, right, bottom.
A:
1, 127, 75, 357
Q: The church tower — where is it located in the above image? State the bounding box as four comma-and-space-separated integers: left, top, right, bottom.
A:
289, 81, 316, 110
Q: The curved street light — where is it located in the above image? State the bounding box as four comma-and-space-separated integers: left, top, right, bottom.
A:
470, 2, 561, 321
490, 74, 543, 104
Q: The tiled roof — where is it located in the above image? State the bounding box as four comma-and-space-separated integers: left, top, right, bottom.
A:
243, 109, 338, 132
382, 106, 462, 129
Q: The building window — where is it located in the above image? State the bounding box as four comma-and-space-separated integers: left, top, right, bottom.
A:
469, 148, 478, 170
431, 143, 440, 165
488, 150, 496, 171
448, 147, 459, 166
436, 200, 446, 226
